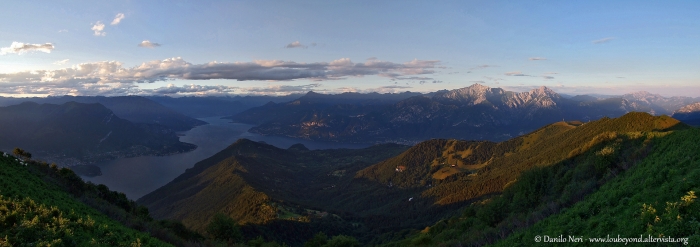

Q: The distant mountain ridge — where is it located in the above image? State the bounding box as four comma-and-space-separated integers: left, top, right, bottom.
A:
147, 94, 304, 118
232, 84, 647, 144
672, 102, 700, 126
0, 101, 196, 165
0, 95, 205, 131
620, 91, 698, 115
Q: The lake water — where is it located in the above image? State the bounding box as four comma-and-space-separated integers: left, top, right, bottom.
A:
82, 117, 371, 200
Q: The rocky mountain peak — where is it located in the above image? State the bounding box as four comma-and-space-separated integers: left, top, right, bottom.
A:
503, 86, 561, 109
675, 102, 700, 113
623, 91, 664, 102
432, 83, 504, 105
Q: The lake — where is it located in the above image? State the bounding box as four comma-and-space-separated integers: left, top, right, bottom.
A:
81, 117, 371, 200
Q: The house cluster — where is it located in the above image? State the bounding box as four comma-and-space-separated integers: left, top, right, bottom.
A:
395, 165, 407, 172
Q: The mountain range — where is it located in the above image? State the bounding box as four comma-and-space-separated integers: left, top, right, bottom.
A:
0, 96, 206, 131
672, 102, 700, 126
138, 112, 694, 245
231, 84, 694, 144
0, 101, 196, 166
1, 98, 698, 246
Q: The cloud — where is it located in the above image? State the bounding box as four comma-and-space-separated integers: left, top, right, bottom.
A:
335, 85, 413, 94
53, 59, 69, 65
529, 57, 547, 61
592, 37, 614, 44
285, 41, 307, 49
504, 71, 529, 76
138, 40, 161, 48
1, 42, 54, 55
469, 65, 498, 70
58, 29, 68, 33
542, 76, 555, 80
245, 83, 321, 94
92, 21, 106, 36
0, 57, 441, 96
111, 13, 125, 25
391, 76, 433, 81
144, 84, 239, 96
483, 76, 506, 83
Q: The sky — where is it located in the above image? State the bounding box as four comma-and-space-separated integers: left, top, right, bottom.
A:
1, 0, 699, 97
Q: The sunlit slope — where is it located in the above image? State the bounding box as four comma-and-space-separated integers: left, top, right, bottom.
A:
0, 154, 171, 246
491, 127, 700, 246
356, 112, 686, 205
379, 115, 696, 246
137, 140, 409, 233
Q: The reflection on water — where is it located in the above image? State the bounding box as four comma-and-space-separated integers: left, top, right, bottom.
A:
82, 117, 371, 200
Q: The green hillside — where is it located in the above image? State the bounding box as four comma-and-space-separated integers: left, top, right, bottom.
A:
4, 112, 696, 246
0, 152, 172, 246
492, 127, 700, 246
357, 112, 685, 207
137, 140, 411, 243
378, 118, 698, 246
138, 112, 695, 246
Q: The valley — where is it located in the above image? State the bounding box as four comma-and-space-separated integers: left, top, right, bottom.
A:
4, 3, 700, 246
83, 116, 371, 199
1, 90, 699, 246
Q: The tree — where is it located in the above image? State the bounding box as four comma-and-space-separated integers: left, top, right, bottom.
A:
12, 148, 31, 161
206, 213, 242, 243
304, 232, 328, 247
323, 235, 360, 247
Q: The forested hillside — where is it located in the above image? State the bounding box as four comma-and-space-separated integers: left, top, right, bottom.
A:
0, 96, 205, 131
379, 118, 699, 246
0, 101, 196, 165
0, 151, 179, 246
138, 112, 695, 246
138, 141, 413, 245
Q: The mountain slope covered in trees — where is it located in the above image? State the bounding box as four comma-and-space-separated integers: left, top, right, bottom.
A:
137, 141, 414, 244
0, 101, 196, 165
0, 96, 205, 131
384, 126, 699, 246
0, 151, 179, 246
139, 112, 692, 246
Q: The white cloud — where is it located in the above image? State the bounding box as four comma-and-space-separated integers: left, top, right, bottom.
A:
592, 37, 614, 44
285, 41, 307, 49
1, 42, 54, 55
111, 13, 125, 25
0, 57, 441, 96
92, 21, 106, 36
469, 65, 498, 70
138, 40, 161, 48
504, 71, 529, 76
529, 57, 547, 61
53, 59, 69, 65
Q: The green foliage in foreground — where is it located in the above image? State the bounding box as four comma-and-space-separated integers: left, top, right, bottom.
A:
493, 128, 700, 246
0, 154, 171, 246
384, 128, 700, 246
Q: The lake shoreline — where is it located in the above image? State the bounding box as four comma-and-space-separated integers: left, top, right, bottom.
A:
81, 116, 372, 199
